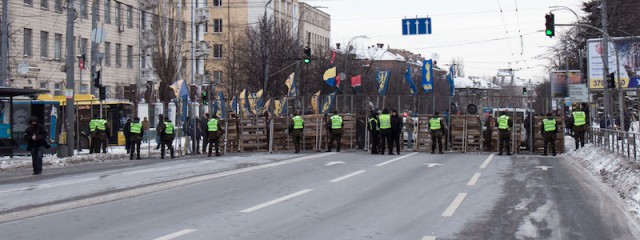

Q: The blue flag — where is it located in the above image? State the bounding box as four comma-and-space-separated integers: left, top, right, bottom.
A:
404, 66, 418, 95
447, 65, 456, 96
323, 67, 337, 87
422, 59, 434, 93
321, 90, 338, 114
376, 70, 390, 95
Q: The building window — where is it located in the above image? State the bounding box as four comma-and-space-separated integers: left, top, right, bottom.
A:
204, 23, 208, 33
104, 42, 111, 66
81, 38, 88, 54
213, 71, 222, 84
115, 43, 121, 67
212, 19, 222, 33
80, 84, 88, 94
54, 0, 61, 12
23, 28, 32, 56
115, 2, 121, 25
95, 0, 100, 20
54, 33, 62, 60
213, 44, 222, 58
104, 0, 111, 23
40, 31, 49, 58
24, 0, 32, 6
54, 82, 62, 95
213, 0, 221, 7
80, 0, 88, 17
41, 0, 48, 9
127, 5, 133, 27
127, 45, 133, 68
40, 81, 48, 89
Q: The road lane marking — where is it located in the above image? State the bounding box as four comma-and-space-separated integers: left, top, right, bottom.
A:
153, 229, 196, 240
375, 152, 418, 167
0, 187, 36, 195
480, 154, 495, 169
466, 173, 482, 186
325, 161, 346, 166
424, 163, 443, 168
329, 170, 366, 183
240, 189, 313, 213
442, 193, 468, 217
535, 166, 553, 171
421, 236, 437, 240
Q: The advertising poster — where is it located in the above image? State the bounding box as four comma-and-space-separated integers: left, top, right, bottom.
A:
587, 37, 640, 89
550, 70, 582, 98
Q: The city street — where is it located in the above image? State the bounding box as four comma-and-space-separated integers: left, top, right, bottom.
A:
0, 151, 638, 240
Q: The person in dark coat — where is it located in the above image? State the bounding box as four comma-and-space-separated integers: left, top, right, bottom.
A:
123, 118, 131, 154
541, 113, 558, 156
496, 111, 514, 155
24, 116, 48, 175
368, 110, 380, 154
160, 116, 174, 159
379, 109, 393, 155
129, 117, 144, 160
155, 114, 164, 150
193, 116, 202, 154
200, 113, 210, 154
182, 116, 194, 155
289, 111, 304, 153
390, 109, 402, 155
428, 112, 446, 154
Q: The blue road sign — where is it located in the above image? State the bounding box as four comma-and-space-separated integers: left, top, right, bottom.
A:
402, 18, 432, 35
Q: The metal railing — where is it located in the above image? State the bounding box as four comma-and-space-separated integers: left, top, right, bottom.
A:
589, 127, 638, 161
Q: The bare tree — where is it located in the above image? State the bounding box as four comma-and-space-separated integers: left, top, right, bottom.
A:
452, 57, 465, 77
148, 0, 188, 113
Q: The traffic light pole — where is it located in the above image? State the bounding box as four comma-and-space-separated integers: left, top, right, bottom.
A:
65, 0, 76, 157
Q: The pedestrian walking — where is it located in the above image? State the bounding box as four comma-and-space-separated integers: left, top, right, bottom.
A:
405, 111, 414, 150
379, 109, 393, 155
571, 105, 587, 150
155, 114, 164, 150
429, 112, 446, 154
160, 116, 175, 159
193, 116, 202, 154
496, 111, 513, 155
207, 115, 222, 157
391, 109, 402, 155
368, 110, 380, 154
96, 116, 109, 153
541, 113, 558, 156
326, 110, 344, 152
24, 116, 48, 175
289, 111, 304, 153
141, 117, 150, 143
129, 117, 143, 160
183, 116, 194, 155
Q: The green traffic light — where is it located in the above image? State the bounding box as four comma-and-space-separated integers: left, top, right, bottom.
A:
545, 29, 553, 36
304, 58, 310, 64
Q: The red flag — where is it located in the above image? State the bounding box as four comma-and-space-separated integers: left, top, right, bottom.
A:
351, 75, 362, 87
336, 73, 341, 87
330, 50, 336, 64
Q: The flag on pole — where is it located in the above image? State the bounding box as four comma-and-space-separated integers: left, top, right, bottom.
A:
170, 79, 189, 100
284, 72, 297, 97
321, 90, 338, 114
231, 95, 239, 116
262, 98, 272, 116
275, 97, 288, 116
323, 67, 337, 87
330, 50, 336, 65
376, 70, 390, 95
218, 91, 226, 119
404, 66, 418, 95
311, 90, 321, 114
447, 65, 456, 96
239, 89, 248, 115
351, 74, 362, 95
422, 59, 434, 93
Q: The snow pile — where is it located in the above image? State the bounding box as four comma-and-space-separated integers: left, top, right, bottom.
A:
563, 136, 640, 221
0, 152, 130, 171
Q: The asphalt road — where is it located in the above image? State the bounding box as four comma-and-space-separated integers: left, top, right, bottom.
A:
0, 151, 638, 240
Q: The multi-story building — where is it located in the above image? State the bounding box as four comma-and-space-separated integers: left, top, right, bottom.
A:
204, 0, 330, 94
2, 0, 141, 99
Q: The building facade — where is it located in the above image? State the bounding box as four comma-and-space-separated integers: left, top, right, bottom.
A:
298, 2, 330, 50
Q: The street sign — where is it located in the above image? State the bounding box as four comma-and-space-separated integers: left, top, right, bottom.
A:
91, 28, 107, 44
569, 84, 589, 102
402, 18, 432, 35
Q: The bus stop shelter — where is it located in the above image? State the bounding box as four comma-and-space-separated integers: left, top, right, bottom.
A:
0, 87, 50, 157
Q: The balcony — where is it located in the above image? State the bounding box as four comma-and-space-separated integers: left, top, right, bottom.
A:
141, 68, 157, 82
194, 41, 210, 58
195, 7, 210, 24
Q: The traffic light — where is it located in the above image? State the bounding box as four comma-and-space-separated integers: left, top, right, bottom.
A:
545, 13, 555, 38
99, 86, 106, 101
92, 70, 101, 88
201, 90, 208, 105
607, 72, 616, 88
303, 46, 311, 64
523, 87, 528, 95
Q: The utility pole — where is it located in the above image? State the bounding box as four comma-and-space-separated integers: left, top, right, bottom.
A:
1, 0, 9, 86
65, 0, 76, 156
90, 0, 98, 96
601, 0, 612, 123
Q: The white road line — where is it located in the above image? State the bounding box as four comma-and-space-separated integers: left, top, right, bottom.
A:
480, 154, 495, 169
442, 193, 468, 217
0, 187, 35, 195
329, 170, 366, 183
375, 152, 418, 167
421, 236, 437, 240
153, 229, 197, 240
466, 173, 482, 186
240, 189, 313, 213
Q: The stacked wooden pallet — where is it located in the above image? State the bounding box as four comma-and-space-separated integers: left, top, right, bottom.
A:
450, 116, 467, 151
302, 115, 325, 151
271, 117, 293, 152
533, 116, 565, 154
221, 118, 239, 153
340, 114, 357, 149
465, 116, 483, 152
415, 115, 433, 152
238, 116, 269, 152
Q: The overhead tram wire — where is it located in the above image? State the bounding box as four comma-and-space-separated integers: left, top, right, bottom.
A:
496, 0, 517, 67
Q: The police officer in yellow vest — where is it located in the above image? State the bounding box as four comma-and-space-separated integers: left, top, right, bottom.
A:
571, 105, 587, 150
289, 111, 304, 153
379, 109, 394, 155
96, 116, 110, 153
160, 116, 175, 159
129, 117, 144, 160
368, 110, 380, 154
207, 115, 223, 157
89, 115, 99, 154
428, 112, 446, 154
541, 113, 558, 156
496, 111, 514, 155
326, 110, 344, 152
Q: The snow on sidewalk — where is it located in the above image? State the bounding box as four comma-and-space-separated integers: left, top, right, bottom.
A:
562, 136, 640, 222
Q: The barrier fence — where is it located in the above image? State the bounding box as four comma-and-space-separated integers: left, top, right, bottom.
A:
589, 127, 638, 161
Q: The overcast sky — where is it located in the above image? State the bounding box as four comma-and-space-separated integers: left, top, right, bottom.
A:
307, 0, 585, 80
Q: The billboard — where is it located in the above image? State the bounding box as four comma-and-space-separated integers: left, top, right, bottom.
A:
587, 37, 640, 89
550, 70, 582, 98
